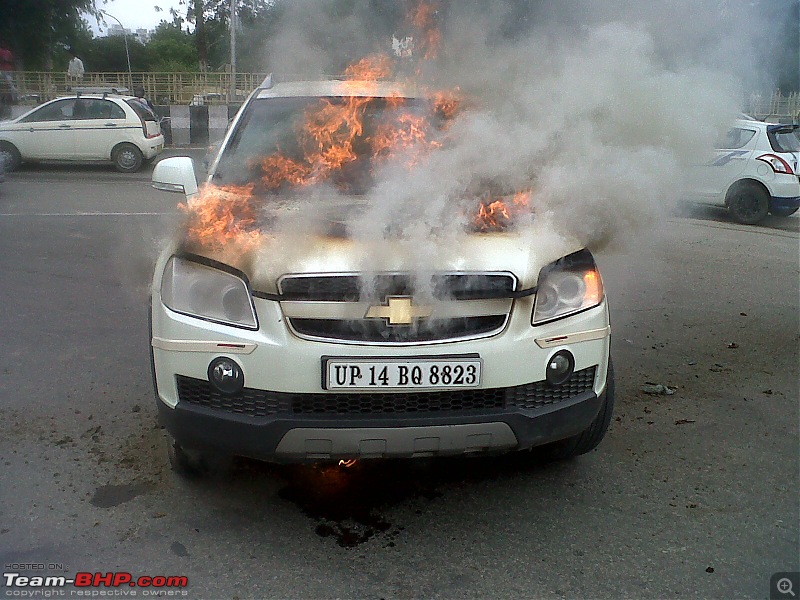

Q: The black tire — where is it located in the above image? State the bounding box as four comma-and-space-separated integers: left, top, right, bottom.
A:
0, 141, 22, 172
770, 206, 799, 218
112, 143, 144, 173
537, 361, 616, 461
166, 434, 230, 478
726, 181, 769, 225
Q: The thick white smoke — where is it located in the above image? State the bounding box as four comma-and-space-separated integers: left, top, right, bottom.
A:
258, 1, 749, 262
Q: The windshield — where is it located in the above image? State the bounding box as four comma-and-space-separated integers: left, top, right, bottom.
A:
213, 95, 448, 194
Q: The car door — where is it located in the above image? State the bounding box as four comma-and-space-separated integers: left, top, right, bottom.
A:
692, 126, 757, 200
16, 99, 76, 159
70, 98, 128, 159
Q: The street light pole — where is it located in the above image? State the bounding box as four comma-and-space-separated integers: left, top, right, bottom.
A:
102, 11, 133, 92
230, 0, 236, 102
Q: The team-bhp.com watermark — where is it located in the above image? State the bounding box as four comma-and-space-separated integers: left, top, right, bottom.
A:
3, 567, 188, 598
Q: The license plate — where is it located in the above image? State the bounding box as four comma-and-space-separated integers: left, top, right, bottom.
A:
323, 356, 482, 390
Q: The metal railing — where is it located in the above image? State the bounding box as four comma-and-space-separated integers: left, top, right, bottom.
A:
746, 91, 800, 123
6, 71, 800, 121
7, 71, 270, 105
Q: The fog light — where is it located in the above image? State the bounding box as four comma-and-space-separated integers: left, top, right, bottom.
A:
546, 350, 574, 386
208, 356, 244, 395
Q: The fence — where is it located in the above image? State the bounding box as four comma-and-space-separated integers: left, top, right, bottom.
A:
7, 71, 270, 105
746, 91, 800, 122
6, 71, 800, 121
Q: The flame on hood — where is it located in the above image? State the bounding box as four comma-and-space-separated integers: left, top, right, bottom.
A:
179, 0, 535, 254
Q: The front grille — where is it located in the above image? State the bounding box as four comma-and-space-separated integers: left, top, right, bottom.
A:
506, 366, 597, 409
292, 387, 507, 414
279, 273, 516, 302
279, 272, 516, 343
290, 316, 507, 343
176, 375, 290, 417
175, 366, 596, 417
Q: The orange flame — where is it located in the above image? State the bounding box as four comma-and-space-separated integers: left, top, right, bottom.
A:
180, 184, 262, 250
410, 1, 443, 60
473, 191, 532, 232
432, 89, 461, 121
179, 5, 532, 249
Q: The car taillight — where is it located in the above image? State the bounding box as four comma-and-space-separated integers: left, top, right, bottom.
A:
756, 153, 794, 175
139, 117, 160, 139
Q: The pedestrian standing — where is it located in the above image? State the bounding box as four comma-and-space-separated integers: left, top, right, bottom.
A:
67, 51, 85, 88
134, 85, 155, 112
0, 40, 16, 119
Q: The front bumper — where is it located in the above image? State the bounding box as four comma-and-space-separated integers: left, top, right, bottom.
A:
157, 385, 606, 462
769, 195, 800, 213
151, 269, 611, 462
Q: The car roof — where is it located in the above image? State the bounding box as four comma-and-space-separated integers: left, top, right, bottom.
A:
734, 117, 767, 129
256, 80, 422, 100
52, 94, 134, 101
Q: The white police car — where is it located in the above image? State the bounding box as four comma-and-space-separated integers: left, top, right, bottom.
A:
689, 118, 800, 224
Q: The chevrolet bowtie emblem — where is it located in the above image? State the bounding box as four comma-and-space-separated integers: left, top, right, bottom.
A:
365, 296, 433, 326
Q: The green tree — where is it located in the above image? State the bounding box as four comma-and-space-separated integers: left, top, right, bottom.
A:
147, 22, 198, 71
0, 0, 99, 69
81, 35, 149, 72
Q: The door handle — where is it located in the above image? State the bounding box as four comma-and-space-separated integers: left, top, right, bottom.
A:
104, 123, 117, 127
58, 124, 71, 129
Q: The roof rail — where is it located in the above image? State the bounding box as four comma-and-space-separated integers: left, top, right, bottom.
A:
259, 73, 273, 89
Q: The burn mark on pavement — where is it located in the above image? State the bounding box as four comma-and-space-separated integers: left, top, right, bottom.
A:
170, 541, 189, 557
90, 483, 152, 508
274, 455, 538, 548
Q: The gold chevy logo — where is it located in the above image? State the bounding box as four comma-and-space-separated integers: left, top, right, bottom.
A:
365, 296, 433, 326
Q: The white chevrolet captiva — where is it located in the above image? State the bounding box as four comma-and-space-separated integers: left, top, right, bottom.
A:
150, 77, 614, 474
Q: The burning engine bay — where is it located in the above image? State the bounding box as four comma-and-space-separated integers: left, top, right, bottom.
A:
178, 65, 548, 294
174, 49, 578, 305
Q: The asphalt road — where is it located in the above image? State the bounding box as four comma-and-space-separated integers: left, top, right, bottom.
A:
0, 154, 798, 599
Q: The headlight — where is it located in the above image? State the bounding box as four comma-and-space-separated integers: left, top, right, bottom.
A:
161, 256, 258, 329
532, 249, 604, 325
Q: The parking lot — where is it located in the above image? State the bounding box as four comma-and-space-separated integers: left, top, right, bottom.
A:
0, 154, 798, 598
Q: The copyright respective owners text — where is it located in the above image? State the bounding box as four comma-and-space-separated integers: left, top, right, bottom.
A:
3, 565, 189, 598
772, 572, 800, 600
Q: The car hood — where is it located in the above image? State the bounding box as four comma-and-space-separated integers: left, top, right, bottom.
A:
181, 208, 581, 294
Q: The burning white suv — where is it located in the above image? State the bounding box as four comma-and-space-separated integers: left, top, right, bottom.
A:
150, 77, 614, 473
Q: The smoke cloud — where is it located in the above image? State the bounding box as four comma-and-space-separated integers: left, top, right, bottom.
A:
257, 0, 749, 261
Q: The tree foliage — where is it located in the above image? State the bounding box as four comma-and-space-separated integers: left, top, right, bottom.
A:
0, 0, 99, 69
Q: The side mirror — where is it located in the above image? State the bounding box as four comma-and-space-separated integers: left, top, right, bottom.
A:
152, 156, 199, 199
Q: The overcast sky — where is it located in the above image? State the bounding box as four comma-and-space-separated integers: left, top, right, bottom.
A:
86, 0, 185, 34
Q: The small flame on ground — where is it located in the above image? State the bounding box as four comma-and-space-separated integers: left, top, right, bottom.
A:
338, 459, 358, 468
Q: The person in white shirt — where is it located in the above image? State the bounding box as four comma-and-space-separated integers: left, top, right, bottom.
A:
67, 51, 84, 86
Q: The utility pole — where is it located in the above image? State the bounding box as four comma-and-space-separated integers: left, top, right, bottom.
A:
229, 0, 237, 102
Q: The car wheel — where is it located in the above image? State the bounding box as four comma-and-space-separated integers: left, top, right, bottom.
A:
166, 434, 230, 478
0, 142, 22, 172
112, 143, 144, 173
770, 206, 799, 218
726, 181, 769, 225
537, 360, 615, 461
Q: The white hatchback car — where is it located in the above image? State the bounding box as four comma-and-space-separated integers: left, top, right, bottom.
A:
689, 118, 800, 224
0, 94, 164, 173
